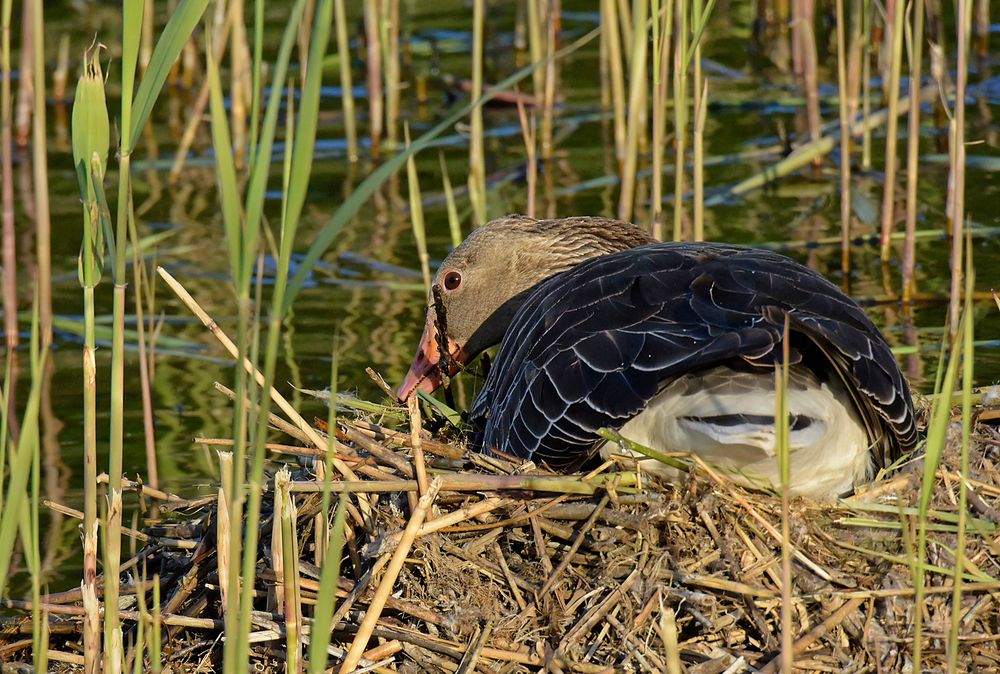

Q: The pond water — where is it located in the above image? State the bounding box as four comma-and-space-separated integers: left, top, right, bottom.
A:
4, 0, 1000, 592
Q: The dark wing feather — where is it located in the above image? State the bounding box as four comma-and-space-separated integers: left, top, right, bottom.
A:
469, 243, 918, 469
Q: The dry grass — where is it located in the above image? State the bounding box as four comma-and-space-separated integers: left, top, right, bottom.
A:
5, 392, 1000, 672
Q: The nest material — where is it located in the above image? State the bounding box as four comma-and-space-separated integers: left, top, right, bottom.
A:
6, 407, 1000, 673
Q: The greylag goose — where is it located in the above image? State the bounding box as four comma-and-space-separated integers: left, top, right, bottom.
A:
398, 215, 918, 499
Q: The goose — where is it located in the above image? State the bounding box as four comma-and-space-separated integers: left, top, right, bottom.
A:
397, 215, 918, 499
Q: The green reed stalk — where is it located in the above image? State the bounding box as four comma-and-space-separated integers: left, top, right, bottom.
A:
902, 0, 925, 299
650, 0, 673, 241
948, 0, 972, 338
0, 301, 45, 623
103, 4, 145, 669
405, 124, 431, 291
617, 0, 648, 222
836, 0, 851, 275
673, 0, 688, 240
308, 497, 347, 673
878, 0, 905, 261
914, 315, 967, 669
308, 349, 346, 671
469, 0, 487, 225
947, 232, 974, 671
207, 35, 252, 674
602, 0, 626, 165
776, 316, 793, 673
333, 0, 357, 160
208, 2, 300, 670
0, 0, 13, 350
235, 4, 334, 670
151, 576, 161, 672
71, 46, 109, 674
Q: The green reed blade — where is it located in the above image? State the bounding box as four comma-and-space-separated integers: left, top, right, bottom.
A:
206, 49, 243, 281
307, 495, 347, 673
128, 0, 210, 149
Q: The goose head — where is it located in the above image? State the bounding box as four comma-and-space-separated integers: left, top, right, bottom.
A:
398, 215, 654, 400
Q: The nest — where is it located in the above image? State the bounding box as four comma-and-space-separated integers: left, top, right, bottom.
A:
5, 397, 1000, 673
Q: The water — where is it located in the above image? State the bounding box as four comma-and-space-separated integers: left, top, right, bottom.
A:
4, 0, 1000, 593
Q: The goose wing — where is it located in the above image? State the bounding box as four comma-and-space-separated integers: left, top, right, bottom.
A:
469, 242, 917, 469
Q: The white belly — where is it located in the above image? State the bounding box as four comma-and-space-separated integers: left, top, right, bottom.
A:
603, 365, 872, 500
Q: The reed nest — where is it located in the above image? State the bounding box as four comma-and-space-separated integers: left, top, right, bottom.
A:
8, 397, 1000, 673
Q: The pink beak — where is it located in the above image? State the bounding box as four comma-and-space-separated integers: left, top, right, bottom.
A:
397, 315, 465, 401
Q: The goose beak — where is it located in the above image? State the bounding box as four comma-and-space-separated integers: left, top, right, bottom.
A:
397, 318, 465, 401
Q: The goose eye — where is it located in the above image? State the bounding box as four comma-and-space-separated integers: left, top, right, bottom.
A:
443, 271, 462, 291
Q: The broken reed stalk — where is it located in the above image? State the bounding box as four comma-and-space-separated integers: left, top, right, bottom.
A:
468, 0, 487, 225
338, 479, 441, 673
332, 0, 356, 161
902, 0, 925, 299
835, 0, 851, 276
878, 0, 906, 261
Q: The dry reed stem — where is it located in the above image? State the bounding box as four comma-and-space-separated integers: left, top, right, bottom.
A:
407, 389, 429, 498
538, 494, 609, 597
758, 596, 867, 673
155, 267, 367, 492
339, 479, 441, 672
